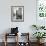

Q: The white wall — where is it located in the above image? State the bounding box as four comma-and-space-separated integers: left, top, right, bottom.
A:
0, 0, 36, 42
0, 0, 36, 34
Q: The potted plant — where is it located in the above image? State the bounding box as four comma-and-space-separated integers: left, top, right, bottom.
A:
33, 32, 46, 43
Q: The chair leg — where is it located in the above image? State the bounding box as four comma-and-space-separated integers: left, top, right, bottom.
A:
4, 33, 7, 46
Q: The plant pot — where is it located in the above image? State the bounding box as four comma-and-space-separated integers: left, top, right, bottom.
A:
37, 39, 40, 43
37, 39, 45, 44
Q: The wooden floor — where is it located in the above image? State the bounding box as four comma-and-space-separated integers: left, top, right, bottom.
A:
0, 42, 46, 46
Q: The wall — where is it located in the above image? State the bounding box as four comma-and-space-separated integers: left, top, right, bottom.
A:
0, 0, 36, 42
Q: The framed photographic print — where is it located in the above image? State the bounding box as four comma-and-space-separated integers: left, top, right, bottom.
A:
11, 6, 24, 22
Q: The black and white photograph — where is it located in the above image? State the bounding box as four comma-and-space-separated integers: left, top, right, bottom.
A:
11, 6, 24, 22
